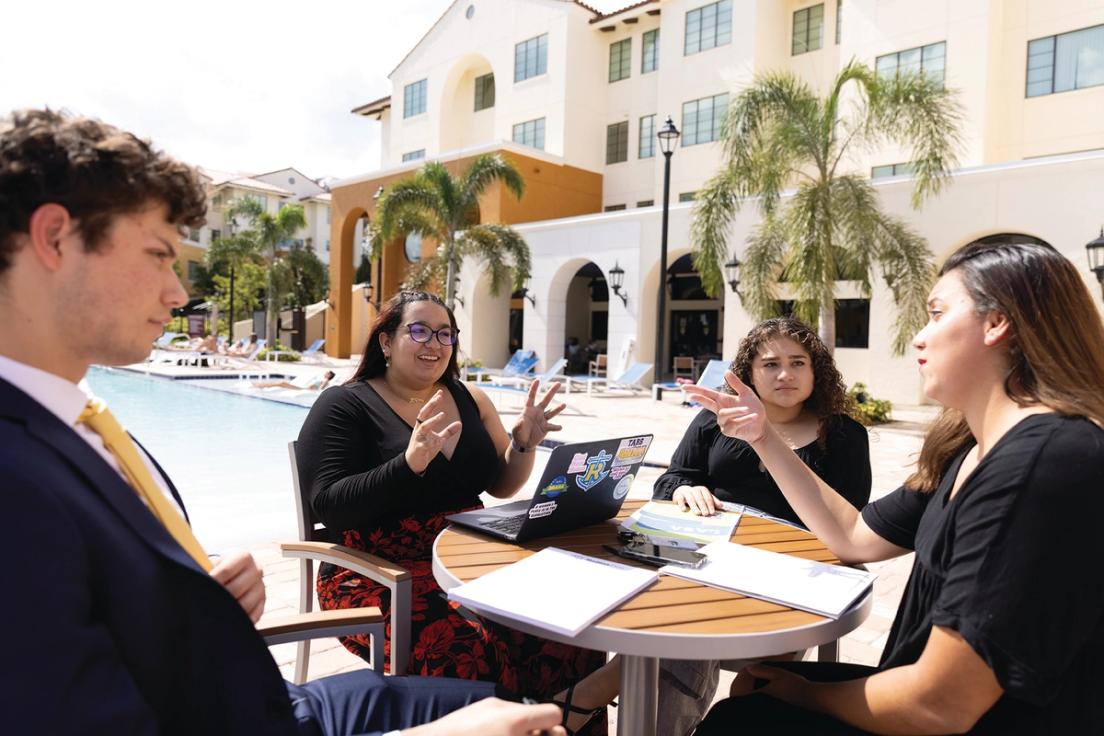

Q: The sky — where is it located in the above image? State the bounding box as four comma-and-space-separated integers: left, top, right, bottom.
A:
0, 0, 455, 182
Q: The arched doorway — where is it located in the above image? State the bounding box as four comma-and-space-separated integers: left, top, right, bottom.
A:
439, 54, 496, 152
563, 262, 609, 374
667, 254, 724, 378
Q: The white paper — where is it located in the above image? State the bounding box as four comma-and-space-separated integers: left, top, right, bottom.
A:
620, 501, 741, 546
660, 541, 875, 619
448, 547, 657, 636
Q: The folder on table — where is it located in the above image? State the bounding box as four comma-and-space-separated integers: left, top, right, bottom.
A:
448, 547, 658, 636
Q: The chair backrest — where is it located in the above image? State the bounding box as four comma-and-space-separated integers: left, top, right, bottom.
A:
304, 338, 325, 354
246, 339, 267, 361
596, 354, 608, 367
614, 362, 653, 386
287, 440, 326, 543
673, 356, 694, 370
502, 349, 528, 372
505, 351, 538, 377
539, 357, 568, 381
696, 359, 729, 390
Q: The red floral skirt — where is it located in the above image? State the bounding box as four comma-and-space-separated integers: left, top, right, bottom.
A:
317, 506, 609, 711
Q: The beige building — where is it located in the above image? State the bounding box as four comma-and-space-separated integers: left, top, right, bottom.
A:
328, 0, 1104, 405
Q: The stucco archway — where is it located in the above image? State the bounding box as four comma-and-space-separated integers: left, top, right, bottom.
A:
438, 53, 496, 153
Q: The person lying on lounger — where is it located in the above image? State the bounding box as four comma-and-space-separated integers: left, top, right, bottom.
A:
252, 370, 336, 391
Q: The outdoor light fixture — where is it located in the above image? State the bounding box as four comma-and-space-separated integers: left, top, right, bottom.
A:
608, 262, 628, 305
373, 185, 385, 201
724, 254, 742, 295
1087, 228, 1104, 300
363, 281, 374, 304
453, 276, 465, 308
655, 114, 681, 380
521, 279, 536, 306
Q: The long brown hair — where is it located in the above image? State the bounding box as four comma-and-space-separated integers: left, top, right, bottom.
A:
348, 290, 461, 384
907, 239, 1104, 491
726, 317, 854, 446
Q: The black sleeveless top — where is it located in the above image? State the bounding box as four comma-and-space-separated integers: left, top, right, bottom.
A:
296, 378, 501, 535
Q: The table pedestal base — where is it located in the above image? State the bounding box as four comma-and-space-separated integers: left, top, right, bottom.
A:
618, 655, 659, 736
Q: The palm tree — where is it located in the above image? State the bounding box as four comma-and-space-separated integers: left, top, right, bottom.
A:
372, 154, 531, 309
224, 197, 308, 346
692, 61, 963, 354
205, 232, 263, 337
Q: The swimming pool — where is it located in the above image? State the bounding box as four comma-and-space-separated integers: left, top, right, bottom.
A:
86, 367, 307, 551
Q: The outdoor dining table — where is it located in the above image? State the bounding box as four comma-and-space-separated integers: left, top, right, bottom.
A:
431, 499, 872, 736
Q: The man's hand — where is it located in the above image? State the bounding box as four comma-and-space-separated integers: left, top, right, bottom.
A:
402, 698, 566, 736
209, 550, 266, 623
671, 485, 719, 516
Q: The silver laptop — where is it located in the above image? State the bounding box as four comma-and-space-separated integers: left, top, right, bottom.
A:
447, 434, 654, 543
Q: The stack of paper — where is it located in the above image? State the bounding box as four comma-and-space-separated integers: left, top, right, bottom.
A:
621, 501, 741, 547
448, 547, 658, 636
661, 541, 875, 619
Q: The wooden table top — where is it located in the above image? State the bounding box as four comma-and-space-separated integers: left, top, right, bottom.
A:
433, 499, 869, 659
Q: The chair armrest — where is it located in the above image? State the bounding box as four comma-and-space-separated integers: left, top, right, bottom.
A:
258, 607, 384, 646
279, 541, 412, 583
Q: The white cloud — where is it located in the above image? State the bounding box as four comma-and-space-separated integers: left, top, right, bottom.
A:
0, 0, 454, 180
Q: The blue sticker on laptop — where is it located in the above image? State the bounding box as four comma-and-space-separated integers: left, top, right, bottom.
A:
540, 475, 568, 498
575, 450, 612, 491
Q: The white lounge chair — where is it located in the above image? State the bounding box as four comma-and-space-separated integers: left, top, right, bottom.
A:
569, 362, 654, 395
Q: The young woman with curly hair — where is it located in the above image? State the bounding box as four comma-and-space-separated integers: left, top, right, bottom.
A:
653, 316, 871, 525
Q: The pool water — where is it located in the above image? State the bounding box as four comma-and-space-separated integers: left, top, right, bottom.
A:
86, 367, 307, 551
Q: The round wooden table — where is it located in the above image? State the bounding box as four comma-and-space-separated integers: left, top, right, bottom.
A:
432, 499, 872, 736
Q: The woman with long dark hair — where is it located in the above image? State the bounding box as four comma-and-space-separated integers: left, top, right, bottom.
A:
296, 291, 615, 731
688, 240, 1104, 734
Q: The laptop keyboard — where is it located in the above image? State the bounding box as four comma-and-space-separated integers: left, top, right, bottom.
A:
484, 514, 525, 536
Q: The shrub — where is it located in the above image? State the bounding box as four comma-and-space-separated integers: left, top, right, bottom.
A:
848, 382, 892, 425
257, 343, 301, 362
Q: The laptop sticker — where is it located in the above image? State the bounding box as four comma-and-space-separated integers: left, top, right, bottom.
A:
528, 500, 558, 519
575, 450, 612, 491
567, 452, 588, 474
610, 466, 631, 480
540, 475, 568, 497
613, 473, 634, 500
613, 436, 649, 467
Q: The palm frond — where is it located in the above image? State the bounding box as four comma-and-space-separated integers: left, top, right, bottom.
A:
458, 224, 531, 295
401, 254, 447, 294
691, 167, 742, 297
461, 153, 525, 207
741, 214, 789, 320
418, 162, 460, 225
376, 179, 446, 240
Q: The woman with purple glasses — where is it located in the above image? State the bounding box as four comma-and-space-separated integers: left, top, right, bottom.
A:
296, 291, 616, 732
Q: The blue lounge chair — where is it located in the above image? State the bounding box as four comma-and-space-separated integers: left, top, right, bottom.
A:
488, 357, 568, 390
569, 362, 654, 395
467, 349, 537, 382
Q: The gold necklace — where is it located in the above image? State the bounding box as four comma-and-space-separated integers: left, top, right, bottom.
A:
381, 377, 434, 405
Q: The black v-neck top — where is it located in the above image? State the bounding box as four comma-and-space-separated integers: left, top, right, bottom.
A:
296, 378, 501, 533
863, 413, 1104, 733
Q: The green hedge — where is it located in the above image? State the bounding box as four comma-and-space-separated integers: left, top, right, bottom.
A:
848, 382, 892, 425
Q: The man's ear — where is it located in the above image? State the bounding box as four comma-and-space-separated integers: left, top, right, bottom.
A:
26, 204, 74, 271
982, 310, 1014, 347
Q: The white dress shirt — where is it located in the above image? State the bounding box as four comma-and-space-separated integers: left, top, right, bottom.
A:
0, 355, 183, 514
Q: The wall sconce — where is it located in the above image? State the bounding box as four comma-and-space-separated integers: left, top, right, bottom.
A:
325, 291, 335, 310
520, 279, 536, 306
453, 276, 465, 308
724, 254, 742, 298
608, 262, 628, 305
373, 185, 385, 201
363, 282, 374, 304
1086, 228, 1104, 300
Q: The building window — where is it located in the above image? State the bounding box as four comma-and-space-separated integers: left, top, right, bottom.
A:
210, 228, 221, 242
642, 29, 659, 73
512, 117, 546, 150
604, 204, 627, 212
324, 207, 330, 225
325, 239, 330, 252
835, 299, 870, 349
250, 195, 268, 211
876, 42, 946, 87
609, 38, 631, 82
1027, 24, 1104, 98
186, 261, 202, 282
402, 149, 426, 162
606, 121, 629, 164
871, 162, 916, 178
639, 114, 656, 158
474, 72, 495, 110
685, 0, 732, 56
678, 191, 697, 202
514, 33, 548, 82
637, 199, 655, 207
792, 4, 825, 55
835, 0, 842, 44
681, 93, 728, 146
187, 228, 200, 243
403, 79, 427, 118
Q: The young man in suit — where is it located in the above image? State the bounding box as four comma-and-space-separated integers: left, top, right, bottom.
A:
0, 108, 565, 736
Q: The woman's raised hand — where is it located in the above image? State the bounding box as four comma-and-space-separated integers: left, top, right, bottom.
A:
404, 389, 462, 475
511, 379, 567, 451
682, 371, 769, 445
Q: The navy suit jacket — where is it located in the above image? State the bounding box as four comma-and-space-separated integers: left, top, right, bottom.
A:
0, 377, 301, 734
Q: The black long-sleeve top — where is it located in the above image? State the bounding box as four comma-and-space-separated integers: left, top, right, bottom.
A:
652, 410, 871, 525
296, 379, 500, 534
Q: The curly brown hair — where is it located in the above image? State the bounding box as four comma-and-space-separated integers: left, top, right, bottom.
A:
726, 317, 854, 444
0, 108, 207, 274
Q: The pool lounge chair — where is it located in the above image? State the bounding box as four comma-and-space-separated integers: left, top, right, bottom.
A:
570, 362, 654, 395
466, 349, 537, 382
487, 357, 567, 391
652, 358, 729, 401
283, 441, 411, 682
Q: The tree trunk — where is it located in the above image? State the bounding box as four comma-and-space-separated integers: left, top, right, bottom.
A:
818, 292, 836, 356
266, 246, 278, 348
443, 239, 457, 310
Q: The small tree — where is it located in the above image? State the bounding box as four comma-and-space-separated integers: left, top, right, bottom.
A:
205, 233, 263, 336
372, 154, 531, 309
692, 61, 963, 354
272, 244, 328, 309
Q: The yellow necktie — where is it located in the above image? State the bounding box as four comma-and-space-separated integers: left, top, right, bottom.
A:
77, 398, 212, 571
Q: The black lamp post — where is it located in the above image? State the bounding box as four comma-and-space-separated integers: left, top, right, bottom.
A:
724, 254, 742, 298
1087, 228, 1104, 300
226, 218, 237, 340
655, 115, 681, 380
608, 262, 628, 305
